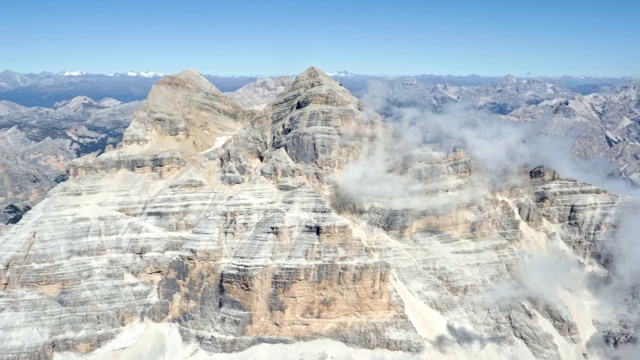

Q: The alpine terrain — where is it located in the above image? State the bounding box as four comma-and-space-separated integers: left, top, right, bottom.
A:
1, 67, 639, 360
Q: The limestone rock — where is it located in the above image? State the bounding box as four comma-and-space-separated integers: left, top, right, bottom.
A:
122, 69, 255, 155
0, 67, 637, 360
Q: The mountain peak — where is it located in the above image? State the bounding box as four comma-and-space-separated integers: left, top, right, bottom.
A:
52, 96, 97, 111
269, 66, 358, 115
155, 69, 221, 94
278, 66, 348, 99
0, 69, 20, 76
296, 66, 335, 83
121, 69, 250, 154
501, 74, 517, 83
266, 66, 378, 171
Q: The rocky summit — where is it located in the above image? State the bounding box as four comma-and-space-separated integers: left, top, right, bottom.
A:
0, 67, 638, 360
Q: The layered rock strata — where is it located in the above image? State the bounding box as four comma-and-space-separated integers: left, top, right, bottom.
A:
0, 67, 636, 360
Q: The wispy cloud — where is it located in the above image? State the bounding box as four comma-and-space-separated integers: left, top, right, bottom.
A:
336, 82, 640, 356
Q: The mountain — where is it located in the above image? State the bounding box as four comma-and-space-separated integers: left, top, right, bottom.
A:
357, 76, 640, 191
0, 71, 257, 107
327, 70, 355, 77
506, 84, 640, 186
0, 96, 141, 225
1, 67, 639, 359
3, 69, 634, 108
224, 76, 295, 110
366, 75, 573, 115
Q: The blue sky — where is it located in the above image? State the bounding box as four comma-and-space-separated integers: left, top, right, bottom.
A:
1, 0, 638, 76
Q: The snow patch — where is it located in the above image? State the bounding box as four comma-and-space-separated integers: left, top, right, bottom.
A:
108, 323, 142, 351
327, 70, 354, 77
59, 71, 87, 77
126, 71, 165, 78
98, 98, 122, 107
199, 136, 232, 154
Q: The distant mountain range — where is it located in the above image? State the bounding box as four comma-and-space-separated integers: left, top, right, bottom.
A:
1, 69, 636, 107
0, 95, 142, 224
0, 70, 256, 107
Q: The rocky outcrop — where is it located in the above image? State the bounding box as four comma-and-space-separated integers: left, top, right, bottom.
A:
267, 67, 381, 182
527, 165, 622, 262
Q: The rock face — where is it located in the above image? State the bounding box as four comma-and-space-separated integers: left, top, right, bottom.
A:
121, 69, 250, 152
0, 124, 73, 224
0, 67, 638, 360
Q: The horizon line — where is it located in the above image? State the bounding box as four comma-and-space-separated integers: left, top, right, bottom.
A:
2, 68, 639, 80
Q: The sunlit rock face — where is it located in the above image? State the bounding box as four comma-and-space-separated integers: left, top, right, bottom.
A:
0, 67, 637, 360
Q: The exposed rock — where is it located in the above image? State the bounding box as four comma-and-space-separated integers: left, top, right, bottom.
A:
225, 76, 294, 111
373, 77, 573, 116
122, 69, 255, 155
507, 85, 640, 186
528, 165, 621, 262
0, 67, 638, 360
267, 67, 380, 180
0, 96, 141, 225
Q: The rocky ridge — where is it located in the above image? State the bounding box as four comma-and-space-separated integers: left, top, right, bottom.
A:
0, 68, 637, 359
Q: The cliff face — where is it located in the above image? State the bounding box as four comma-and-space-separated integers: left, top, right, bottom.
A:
0, 68, 636, 360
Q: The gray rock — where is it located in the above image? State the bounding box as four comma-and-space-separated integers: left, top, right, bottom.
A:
0, 67, 638, 360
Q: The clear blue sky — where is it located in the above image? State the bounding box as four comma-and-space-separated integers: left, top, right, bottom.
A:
1, 0, 638, 77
